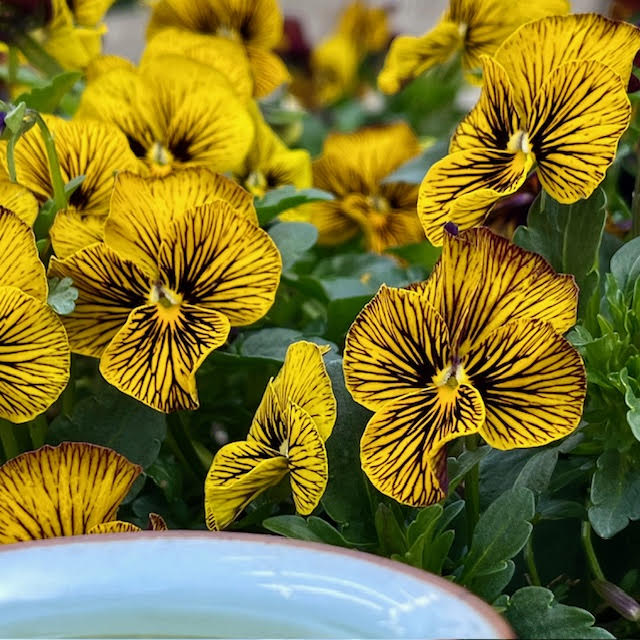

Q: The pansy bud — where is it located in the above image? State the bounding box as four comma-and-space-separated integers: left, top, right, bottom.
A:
593, 580, 640, 622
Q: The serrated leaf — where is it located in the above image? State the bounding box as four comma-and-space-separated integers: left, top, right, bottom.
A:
256, 186, 333, 225
47, 276, 78, 315
504, 586, 613, 639
268, 221, 318, 270
15, 71, 82, 113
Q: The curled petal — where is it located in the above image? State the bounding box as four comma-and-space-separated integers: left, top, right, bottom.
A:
50, 210, 105, 258
248, 381, 287, 452
0, 442, 141, 543
88, 521, 142, 534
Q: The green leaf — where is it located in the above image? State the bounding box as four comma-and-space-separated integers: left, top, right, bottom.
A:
47, 276, 78, 315
386, 242, 442, 273
256, 186, 333, 225
375, 503, 408, 556
268, 221, 318, 270
381, 139, 448, 184
504, 586, 613, 639
325, 294, 373, 345
15, 71, 82, 113
468, 560, 515, 602
237, 328, 337, 363
146, 453, 183, 503
610, 236, 640, 297
461, 487, 535, 583
3, 102, 26, 134
513, 188, 606, 314
620, 369, 640, 441
262, 515, 324, 544
513, 448, 559, 496
589, 449, 640, 538
448, 446, 489, 493
64, 174, 85, 198
321, 358, 376, 544
48, 383, 166, 469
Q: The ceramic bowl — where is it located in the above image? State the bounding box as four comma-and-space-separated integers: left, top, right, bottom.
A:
0, 531, 513, 638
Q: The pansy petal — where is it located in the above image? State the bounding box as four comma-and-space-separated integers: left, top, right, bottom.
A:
0, 287, 70, 423
248, 381, 287, 452
159, 202, 281, 326
246, 46, 291, 98
0, 208, 47, 301
361, 383, 485, 507
302, 201, 360, 246
495, 13, 640, 116
273, 341, 336, 441
50, 210, 106, 258
528, 60, 631, 203
344, 285, 449, 411
450, 56, 520, 153
423, 227, 578, 355
88, 521, 142, 534
0, 180, 38, 226
204, 440, 287, 531
378, 21, 462, 94
418, 148, 533, 246
286, 402, 328, 515
148, 513, 168, 530
0, 442, 141, 543
99, 303, 230, 413
48, 244, 150, 357
464, 319, 586, 450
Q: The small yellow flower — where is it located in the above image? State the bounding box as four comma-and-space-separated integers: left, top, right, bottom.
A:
301, 122, 424, 253
49, 171, 281, 412
418, 13, 640, 245
146, 0, 289, 98
378, 0, 569, 93
343, 226, 585, 507
205, 341, 336, 530
0, 207, 69, 423
0, 442, 143, 543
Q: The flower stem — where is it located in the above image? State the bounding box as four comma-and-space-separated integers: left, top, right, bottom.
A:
0, 419, 19, 461
168, 413, 207, 478
465, 434, 480, 547
8, 46, 18, 85
5, 135, 17, 182
582, 519, 605, 581
34, 113, 67, 212
12, 32, 63, 78
29, 415, 48, 449
524, 533, 542, 586
633, 147, 640, 238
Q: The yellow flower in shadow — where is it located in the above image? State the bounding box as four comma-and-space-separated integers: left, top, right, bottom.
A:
205, 341, 336, 530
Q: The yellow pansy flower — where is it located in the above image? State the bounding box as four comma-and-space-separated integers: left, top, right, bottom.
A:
236, 103, 311, 198
300, 122, 424, 253
0, 180, 38, 226
146, 0, 289, 98
0, 442, 143, 543
74, 55, 254, 177
378, 0, 569, 94
343, 226, 585, 507
205, 341, 336, 530
49, 172, 281, 413
418, 13, 640, 246
0, 207, 69, 423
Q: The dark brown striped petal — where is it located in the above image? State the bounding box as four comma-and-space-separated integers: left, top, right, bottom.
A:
204, 440, 287, 531
88, 521, 142, 534
528, 60, 631, 203
361, 383, 485, 507
99, 302, 230, 413
273, 341, 336, 441
48, 244, 150, 358
285, 402, 328, 515
450, 56, 521, 153
248, 382, 288, 452
0, 442, 141, 543
0, 287, 70, 423
147, 513, 168, 530
0, 180, 38, 226
0, 207, 47, 302
50, 210, 106, 258
464, 319, 586, 450
423, 227, 578, 356
418, 148, 532, 246
344, 285, 450, 411
158, 201, 281, 326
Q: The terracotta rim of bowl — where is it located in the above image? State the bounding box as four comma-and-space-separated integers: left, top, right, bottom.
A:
0, 530, 515, 639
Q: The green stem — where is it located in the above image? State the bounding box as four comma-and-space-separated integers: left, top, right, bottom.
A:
524, 533, 542, 586
6, 135, 17, 182
34, 113, 66, 212
165, 428, 200, 483
8, 47, 18, 85
0, 419, 20, 461
633, 145, 640, 238
465, 434, 480, 547
12, 32, 63, 78
168, 413, 207, 478
582, 520, 606, 581
29, 415, 48, 449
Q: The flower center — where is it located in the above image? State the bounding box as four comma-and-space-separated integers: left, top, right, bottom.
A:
245, 170, 268, 197
147, 141, 174, 167
507, 130, 531, 154
278, 440, 289, 457
216, 24, 240, 41
457, 22, 468, 38
149, 281, 182, 309
433, 359, 469, 394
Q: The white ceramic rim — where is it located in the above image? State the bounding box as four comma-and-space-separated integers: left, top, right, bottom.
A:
0, 530, 515, 639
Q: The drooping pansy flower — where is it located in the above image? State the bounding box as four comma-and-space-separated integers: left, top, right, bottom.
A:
205, 341, 336, 530
0, 442, 160, 543
377, 0, 569, 94
146, 0, 289, 98
74, 55, 254, 177
0, 179, 38, 226
343, 226, 585, 506
295, 122, 424, 253
418, 13, 640, 246
235, 103, 311, 198
0, 207, 70, 423
0, 116, 140, 257
49, 172, 281, 412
